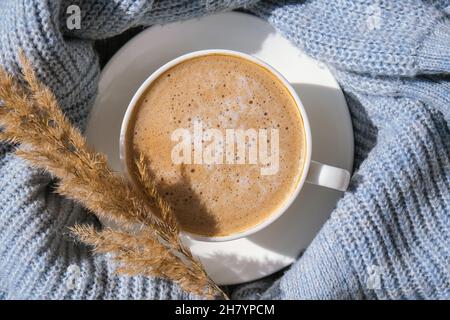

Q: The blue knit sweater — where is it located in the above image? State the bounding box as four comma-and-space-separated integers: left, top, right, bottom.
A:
0, 0, 449, 300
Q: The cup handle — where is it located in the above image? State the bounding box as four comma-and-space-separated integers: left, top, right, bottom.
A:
305, 160, 351, 191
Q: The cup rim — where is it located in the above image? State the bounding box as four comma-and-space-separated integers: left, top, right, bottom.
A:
120, 49, 312, 242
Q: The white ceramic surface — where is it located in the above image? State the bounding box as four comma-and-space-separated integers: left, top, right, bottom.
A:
119, 49, 350, 242
85, 12, 354, 285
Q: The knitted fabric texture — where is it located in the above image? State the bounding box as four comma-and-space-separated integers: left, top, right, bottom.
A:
0, 0, 449, 300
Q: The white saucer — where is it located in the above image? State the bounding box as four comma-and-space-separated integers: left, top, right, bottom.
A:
85, 12, 354, 285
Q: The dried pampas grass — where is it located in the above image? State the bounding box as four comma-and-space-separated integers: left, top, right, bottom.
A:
0, 51, 226, 299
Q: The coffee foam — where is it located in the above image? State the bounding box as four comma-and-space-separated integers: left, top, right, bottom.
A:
127, 54, 306, 237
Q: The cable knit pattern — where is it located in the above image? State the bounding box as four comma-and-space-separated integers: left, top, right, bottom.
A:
0, 0, 449, 300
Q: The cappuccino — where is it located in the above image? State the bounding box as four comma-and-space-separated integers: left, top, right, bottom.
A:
126, 54, 306, 237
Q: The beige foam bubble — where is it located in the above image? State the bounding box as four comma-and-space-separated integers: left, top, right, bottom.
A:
127, 54, 306, 237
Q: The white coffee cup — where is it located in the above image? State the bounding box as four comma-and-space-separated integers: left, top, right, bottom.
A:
120, 49, 351, 242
